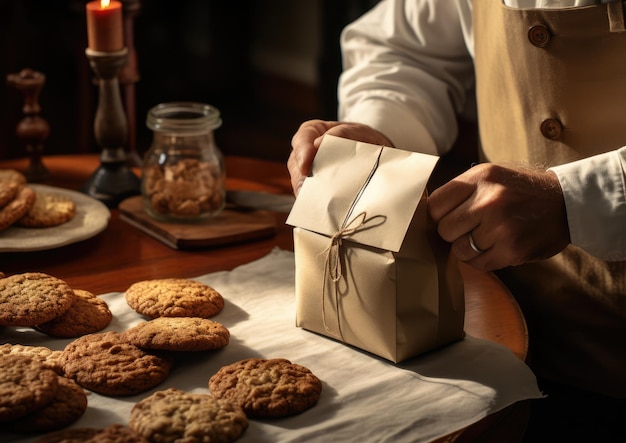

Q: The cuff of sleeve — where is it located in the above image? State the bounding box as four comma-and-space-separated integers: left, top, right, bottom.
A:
549, 148, 626, 261
340, 99, 440, 155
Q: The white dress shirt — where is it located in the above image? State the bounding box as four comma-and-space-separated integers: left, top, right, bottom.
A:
338, 0, 626, 260
507, 0, 614, 8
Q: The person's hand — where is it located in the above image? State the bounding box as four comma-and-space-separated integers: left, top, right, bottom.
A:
428, 163, 570, 271
288, 119, 392, 195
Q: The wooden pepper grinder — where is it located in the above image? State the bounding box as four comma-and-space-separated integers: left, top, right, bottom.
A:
6, 68, 51, 181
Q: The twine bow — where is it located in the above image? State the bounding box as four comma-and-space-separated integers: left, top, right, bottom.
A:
325, 211, 368, 283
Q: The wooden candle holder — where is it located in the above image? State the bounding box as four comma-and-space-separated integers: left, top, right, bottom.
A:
120, 0, 142, 167
6, 68, 51, 182
81, 47, 140, 207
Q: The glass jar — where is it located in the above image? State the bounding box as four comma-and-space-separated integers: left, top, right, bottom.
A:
141, 102, 225, 222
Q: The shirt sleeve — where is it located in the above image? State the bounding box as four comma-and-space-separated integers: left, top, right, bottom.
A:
338, 0, 475, 155
549, 146, 626, 261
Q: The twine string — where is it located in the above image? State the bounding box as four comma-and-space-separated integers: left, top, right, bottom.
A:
318, 145, 386, 339
321, 211, 368, 338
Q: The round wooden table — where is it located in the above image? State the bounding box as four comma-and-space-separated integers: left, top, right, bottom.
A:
0, 154, 530, 442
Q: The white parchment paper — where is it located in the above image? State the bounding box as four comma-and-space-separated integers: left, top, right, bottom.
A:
3, 248, 542, 443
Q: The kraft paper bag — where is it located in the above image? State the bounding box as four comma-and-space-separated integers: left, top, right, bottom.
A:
286, 135, 465, 363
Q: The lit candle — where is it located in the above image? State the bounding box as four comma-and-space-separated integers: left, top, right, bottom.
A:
86, 0, 124, 52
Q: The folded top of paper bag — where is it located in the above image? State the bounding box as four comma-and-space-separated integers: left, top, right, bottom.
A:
286, 135, 439, 252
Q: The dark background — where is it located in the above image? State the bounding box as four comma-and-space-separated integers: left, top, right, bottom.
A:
0, 0, 378, 163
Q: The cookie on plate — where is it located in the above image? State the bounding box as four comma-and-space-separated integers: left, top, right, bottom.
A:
16, 190, 76, 228
9, 375, 88, 433
121, 316, 230, 352
125, 278, 224, 319
35, 289, 112, 338
0, 185, 35, 232
32, 424, 149, 443
0, 343, 64, 375
0, 168, 27, 185
0, 354, 59, 423
0, 272, 76, 327
0, 180, 19, 208
129, 388, 248, 443
61, 331, 173, 396
208, 358, 322, 418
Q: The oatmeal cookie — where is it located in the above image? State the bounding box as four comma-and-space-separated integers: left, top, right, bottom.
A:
32, 424, 149, 443
61, 331, 173, 396
121, 316, 230, 352
0, 185, 35, 231
16, 190, 76, 228
0, 180, 19, 208
208, 358, 322, 418
0, 354, 59, 423
0, 168, 27, 185
0, 272, 76, 327
129, 388, 248, 443
0, 343, 64, 374
125, 278, 224, 318
9, 375, 88, 433
35, 289, 112, 338
33, 428, 101, 443
143, 158, 225, 218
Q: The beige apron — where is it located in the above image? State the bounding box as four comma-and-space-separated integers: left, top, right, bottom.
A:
473, 0, 626, 397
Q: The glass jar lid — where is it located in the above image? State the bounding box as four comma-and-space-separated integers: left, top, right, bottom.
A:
146, 102, 222, 134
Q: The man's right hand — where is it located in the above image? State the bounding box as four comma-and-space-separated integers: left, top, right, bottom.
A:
288, 119, 392, 195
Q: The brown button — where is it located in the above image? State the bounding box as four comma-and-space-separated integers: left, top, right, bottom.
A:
528, 25, 551, 47
540, 118, 562, 140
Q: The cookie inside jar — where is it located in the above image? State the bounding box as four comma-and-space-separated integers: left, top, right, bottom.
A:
141, 102, 225, 222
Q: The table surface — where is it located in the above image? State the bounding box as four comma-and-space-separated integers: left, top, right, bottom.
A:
0, 154, 530, 443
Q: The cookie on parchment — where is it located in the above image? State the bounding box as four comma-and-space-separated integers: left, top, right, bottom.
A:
0, 272, 76, 327
32, 424, 149, 443
129, 388, 248, 443
16, 190, 76, 228
61, 331, 173, 396
33, 428, 101, 443
9, 375, 88, 433
121, 316, 230, 352
208, 358, 322, 418
0, 354, 59, 423
35, 289, 112, 338
0, 185, 35, 232
0, 343, 64, 375
125, 278, 224, 319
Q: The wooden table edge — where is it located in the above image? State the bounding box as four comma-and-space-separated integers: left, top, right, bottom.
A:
0, 154, 532, 442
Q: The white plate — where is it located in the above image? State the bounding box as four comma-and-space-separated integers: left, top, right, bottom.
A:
0, 184, 111, 252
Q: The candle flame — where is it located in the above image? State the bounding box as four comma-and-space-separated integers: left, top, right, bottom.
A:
100, 0, 111, 8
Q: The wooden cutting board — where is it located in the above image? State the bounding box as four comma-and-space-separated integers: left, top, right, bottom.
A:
119, 196, 276, 250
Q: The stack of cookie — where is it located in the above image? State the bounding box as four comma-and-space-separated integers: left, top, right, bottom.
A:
0, 168, 76, 232
0, 272, 112, 434
0, 272, 113, 339
0, 272, 324, 442
0, 353, 88, 434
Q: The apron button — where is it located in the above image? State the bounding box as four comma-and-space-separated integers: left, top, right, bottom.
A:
540, 118, 563, 140
528, 25, 551, 47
